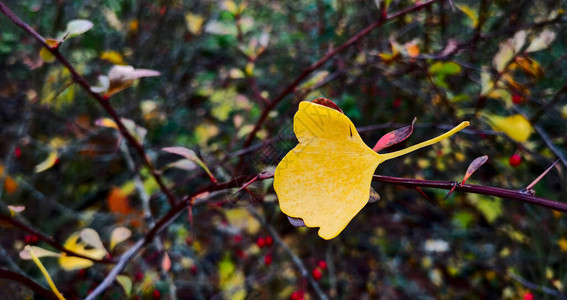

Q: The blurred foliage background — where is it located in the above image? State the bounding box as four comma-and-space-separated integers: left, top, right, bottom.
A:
1, 0, 567, 299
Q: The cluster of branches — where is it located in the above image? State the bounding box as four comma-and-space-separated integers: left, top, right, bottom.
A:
1, 0, 566, 299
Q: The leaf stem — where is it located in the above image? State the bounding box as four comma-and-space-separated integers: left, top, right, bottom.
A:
379, 121, 470, 161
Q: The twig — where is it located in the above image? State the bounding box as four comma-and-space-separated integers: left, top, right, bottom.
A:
0, 269, 58, 300
0, 2, 178, 206
83, 173, 264, 299
246, 206, 329, 300
533, 125, 567, 168
509, 272, 567, 299
0, 215, 115, 264
372, 175, 567, 212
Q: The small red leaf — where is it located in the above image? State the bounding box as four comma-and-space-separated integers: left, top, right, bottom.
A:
311, 97, 343, 113
462, 155, 488, 185
373, 118, 416, 152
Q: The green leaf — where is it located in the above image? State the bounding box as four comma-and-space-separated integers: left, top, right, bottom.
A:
116, 275, 132, 296
470, 195, 502, 223
429, 62, 461, 75
65, 20, 94, 39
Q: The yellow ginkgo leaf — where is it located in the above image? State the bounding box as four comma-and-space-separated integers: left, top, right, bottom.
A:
59, 232, 106, 271
274, 101, 469, 239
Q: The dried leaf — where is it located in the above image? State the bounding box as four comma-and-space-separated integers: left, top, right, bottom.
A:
110, 227, 132, 251
162, 147, 215, 182
104, 65, 160, 97
7, 205, 25, 216
462, 155, 488, 184
19, 246, 61, 259
162, 252, 171, 272
107, 187, 132, 215
373, 118, 416, 152
526, 29, 556, 53
514, 56, 544, 78
311, 97, 343, 113
493, 39, 515, 72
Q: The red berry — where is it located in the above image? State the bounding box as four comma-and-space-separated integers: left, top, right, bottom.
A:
186, 237, 193, 246
14, 147, 21, 158
135, 272, 144, 281
233, 234, 242, 243
24, 234, 37, 244
393, 98, 402, 108
153, 289, 161, 299
264, 255, 272, 265
236, 249, 246, 259
312, 268, 322, 280
512, 94, 522, 104
524, 292, 534, 300
256, 237, 265, 248
265, 236, 273, 246
78, 269, 86, 277
190, 265, 198, 275
509, 153, 522, 167
290, 290, 304, 300
317, 260, 327, 270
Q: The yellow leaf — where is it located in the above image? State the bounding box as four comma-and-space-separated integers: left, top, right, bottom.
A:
273, 101, 469, 239
34, 151, 58, 173
25, 246, 66, 300
456, 4, 478, 28
225, 208, 261, 235
40, 47, 56, 63
59, 232, 106, 271
100, 50, 127, 65
185, 13, 205, 35
558, 238, 567, 252
487, 114, 533, 142
110, 227, 132, 251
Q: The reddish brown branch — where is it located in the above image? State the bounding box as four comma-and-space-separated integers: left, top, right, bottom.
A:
0, 215, 115, 264
0, 2, 178, 206
372, 175, 567, 213
0, 269, 58, 300
241, 0, 442, 151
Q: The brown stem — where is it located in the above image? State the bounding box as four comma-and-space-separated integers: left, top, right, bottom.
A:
0, 269, 58, 300
372, 175, 567, 212
0, 2, 178, 206
0, 215, 115, 264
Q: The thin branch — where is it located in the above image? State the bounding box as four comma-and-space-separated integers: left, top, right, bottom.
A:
246, 206, 329, 300
0, 2, 178, 206
240, 0, 442, 152
372, 175, 567, 213
0, 269, 58, 300
0, 215, 115, 264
